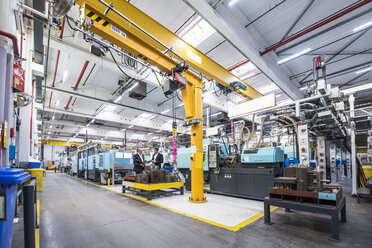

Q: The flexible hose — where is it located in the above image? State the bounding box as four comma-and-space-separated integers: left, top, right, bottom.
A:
246, 116, 269, 151
282, 114, 299, 145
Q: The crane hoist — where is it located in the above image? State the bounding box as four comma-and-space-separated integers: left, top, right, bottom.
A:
53, 0, 262, 203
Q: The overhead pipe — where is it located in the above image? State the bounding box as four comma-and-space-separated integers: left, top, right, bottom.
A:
59, 18, 65, 39
52, 50, 60, 87
260, 0, 372, 56
0, 30, 20, 56
64, 96, 73, 110
73, 60, 89, 90
48, 92, 53, 108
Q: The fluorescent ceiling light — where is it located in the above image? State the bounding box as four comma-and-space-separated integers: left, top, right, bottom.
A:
105, 104, 117, 111
178, 16, 216, 47
90, 119, 95, 124
52, 115, 55, 120
138, 113, 153, 118
211, 112, 222, 117
178, 103, 184, 107
121, 128, 126, 131
353, 21, 372, 32
56, 100, 59, 106
156, 130, 162, 132
229, 0, 239, 6
257, 83, 279, 94
113, 96, 122, 103
147, 133, 153, 136
231, 62, 256, 77
161, 109, 170, 114
49, 125, 52, 128
278, 48, 311, 64
86, 123, 90, 127
149, 116, 156, 120
356, 67, 372, 74
62, 71, 68, 82
276, 93, 282, 98
128, 125, 134, 128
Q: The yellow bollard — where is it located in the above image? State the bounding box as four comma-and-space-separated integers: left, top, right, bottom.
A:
107, 168, 110, 188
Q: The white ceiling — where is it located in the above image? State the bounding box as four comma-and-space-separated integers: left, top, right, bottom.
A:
40, 0, 372, 143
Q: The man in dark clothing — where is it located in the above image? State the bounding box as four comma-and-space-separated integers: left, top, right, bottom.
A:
133, 148, 146, 174
151, 148, 164, 169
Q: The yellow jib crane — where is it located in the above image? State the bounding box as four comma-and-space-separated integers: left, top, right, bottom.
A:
62, 0, 262, 203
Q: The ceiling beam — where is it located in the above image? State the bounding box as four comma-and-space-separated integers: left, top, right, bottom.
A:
183, 0, 302, 100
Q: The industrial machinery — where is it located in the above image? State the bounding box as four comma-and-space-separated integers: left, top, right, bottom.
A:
208, 139, 284, 200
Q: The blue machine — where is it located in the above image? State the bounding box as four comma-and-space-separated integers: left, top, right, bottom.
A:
177, 138, 228, 171
285, 157, 299, 167
241, 147, 284, 164
283, 146, 296, 159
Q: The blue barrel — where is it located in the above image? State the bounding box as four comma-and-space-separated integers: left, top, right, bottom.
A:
0, 168, 31, 248
29, 162, 42, 169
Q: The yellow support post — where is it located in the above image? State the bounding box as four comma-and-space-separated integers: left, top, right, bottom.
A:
107, 168, 110, 188
182, 75, 206, 203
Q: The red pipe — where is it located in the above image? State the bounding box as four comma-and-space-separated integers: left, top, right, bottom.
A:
0, 29, 20, 56
48, 92, 53, 108
228, 60, 250, 72
30, 80, 35, 139
260, 0, 372, 56
59, 18, 65, 39
60, 114, 65, 120
73, 60, 89, 91
65, 96, 73, 110
52, 50, 60, 87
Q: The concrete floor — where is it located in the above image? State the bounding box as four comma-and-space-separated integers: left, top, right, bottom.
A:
19, 173, 372, 247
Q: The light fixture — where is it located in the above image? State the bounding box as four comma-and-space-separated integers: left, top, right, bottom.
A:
56, 100, 60, 106
52, 115, 55, 120
62, 71, 68, 82
178, 103, 184, 107
87, 123, 90, 127
211, 112, 222, 117
138, 112, 153, 118
149, 116, 156, 120
356, 66, 372, 74
229, 0, 239, 7
121, 128, 126, 131
128, 125, 134, 128
49, 124, 52, 128
90, 119, 95, 124
278, 48, 311, 64
353, 21, 372, 32
113, 96, 122, 103
161, 109, 170, 114
104, 104, 117, 111
147, 133, 153, 136
257, 83, 279, 94
156, 130, 162, 132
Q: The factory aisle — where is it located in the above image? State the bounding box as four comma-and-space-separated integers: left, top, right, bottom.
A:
39, 173, 372, 248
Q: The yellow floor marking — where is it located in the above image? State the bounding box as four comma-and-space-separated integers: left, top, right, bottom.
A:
65, 174, 276, 232
35, 199, 40, 248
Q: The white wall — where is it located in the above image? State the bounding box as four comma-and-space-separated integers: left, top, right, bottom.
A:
43, 145, 66, 164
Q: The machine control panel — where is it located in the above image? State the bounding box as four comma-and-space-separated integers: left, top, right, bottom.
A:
317, 136, 327, 180
298, 124, 310, 166
208, 145, 219, 169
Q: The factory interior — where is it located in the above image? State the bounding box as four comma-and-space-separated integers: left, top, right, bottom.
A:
1, 0, 372, 247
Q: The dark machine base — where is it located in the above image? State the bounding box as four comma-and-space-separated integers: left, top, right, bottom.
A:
209, 167, 276, 200
264, 196, 346, 241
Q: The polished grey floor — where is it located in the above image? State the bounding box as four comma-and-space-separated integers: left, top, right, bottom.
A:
15, 172, 372, 247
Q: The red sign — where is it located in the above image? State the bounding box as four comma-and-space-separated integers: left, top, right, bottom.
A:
12, 63, 25, 92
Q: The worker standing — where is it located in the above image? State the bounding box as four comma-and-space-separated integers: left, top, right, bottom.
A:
151, 148, 164, 169
133, 148, 146, 174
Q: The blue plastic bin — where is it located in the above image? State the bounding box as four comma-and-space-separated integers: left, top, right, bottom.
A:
0, 168, 31, 248
29, 162, 42, 169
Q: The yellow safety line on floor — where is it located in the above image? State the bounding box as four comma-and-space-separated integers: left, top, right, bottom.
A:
65, 174, 276, 232
35, 199, 40, 248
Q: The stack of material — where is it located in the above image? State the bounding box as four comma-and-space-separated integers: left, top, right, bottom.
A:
136, 174, 150, 184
